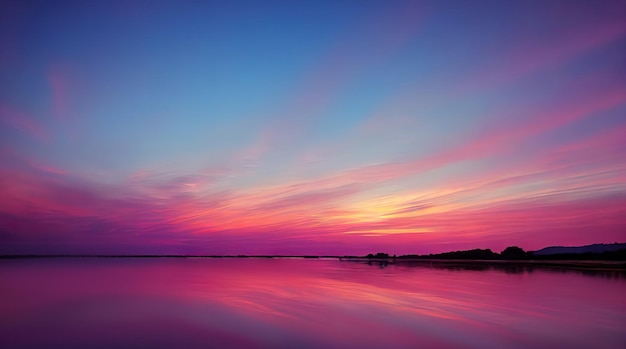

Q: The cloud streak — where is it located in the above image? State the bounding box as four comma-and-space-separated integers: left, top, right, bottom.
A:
1, 0, 625, 255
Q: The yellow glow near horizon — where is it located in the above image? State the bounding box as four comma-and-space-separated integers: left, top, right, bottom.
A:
343, 228, 433, 235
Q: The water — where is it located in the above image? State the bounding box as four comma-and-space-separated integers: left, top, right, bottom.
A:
1, 258, 624, 349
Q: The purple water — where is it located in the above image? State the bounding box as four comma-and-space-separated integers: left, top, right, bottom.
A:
1, 258, 624, 349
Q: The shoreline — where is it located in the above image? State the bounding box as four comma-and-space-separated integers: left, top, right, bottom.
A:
342, 257, 626, 271
1, 255, 625, 271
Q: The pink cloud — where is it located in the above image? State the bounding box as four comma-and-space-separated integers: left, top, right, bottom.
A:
339, 85, 626, 185
358, 6, 625, 136
27, 160, 66, 175
457, 12, 626, 95
1, 157, 623, 256
0, 104, 49, 142
332, 194, 626, 254
1, 108, 624, 256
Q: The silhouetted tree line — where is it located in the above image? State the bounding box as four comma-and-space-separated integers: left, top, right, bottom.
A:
366, 253, 390, 259
364, 246, 626, 261
528, 249, 626, 261
417, 248, 500, 260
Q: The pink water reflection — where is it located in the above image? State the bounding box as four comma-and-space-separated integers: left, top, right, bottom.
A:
1, 259, 624, 349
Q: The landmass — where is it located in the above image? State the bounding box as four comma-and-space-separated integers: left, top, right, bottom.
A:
2, 243, 625, 273
350, 243, 626, 272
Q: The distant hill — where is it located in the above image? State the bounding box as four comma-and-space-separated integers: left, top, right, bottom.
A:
532, 243, 626, 256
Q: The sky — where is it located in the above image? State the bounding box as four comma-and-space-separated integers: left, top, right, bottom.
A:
1, 0, 625, 255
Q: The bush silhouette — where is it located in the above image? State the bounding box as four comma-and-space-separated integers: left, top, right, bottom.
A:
366, 252, 389, 258
501, 246, 527, 260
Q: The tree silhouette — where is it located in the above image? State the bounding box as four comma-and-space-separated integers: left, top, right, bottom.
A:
366, 252, 389, 258
501, 246, 527, 260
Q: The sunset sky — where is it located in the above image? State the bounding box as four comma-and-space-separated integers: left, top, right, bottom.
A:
1, 0, 625, 255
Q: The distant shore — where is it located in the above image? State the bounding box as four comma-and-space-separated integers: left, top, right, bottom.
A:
0, 255, 303, 258
1, 254, 625, 271
340, 257, 626, 271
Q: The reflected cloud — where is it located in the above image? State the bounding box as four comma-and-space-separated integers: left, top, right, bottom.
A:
1, 259, 624, 349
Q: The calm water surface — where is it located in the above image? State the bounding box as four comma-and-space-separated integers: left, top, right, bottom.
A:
1, 258, 624, 349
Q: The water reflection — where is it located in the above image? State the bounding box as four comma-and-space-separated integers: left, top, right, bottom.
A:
359, 259, 626, 280
1, 259, 625, 349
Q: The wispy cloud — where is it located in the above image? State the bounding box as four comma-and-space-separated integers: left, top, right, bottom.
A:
0, 104, 49, 142
2, 1, 624, 255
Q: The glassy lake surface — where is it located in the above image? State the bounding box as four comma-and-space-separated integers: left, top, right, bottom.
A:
1, 258, 624, 349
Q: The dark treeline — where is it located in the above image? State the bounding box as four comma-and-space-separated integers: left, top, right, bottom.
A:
0, 254, 356, 259
365, 246, 626, 261
529, 249, 626, 261
415, 248, 500, 260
